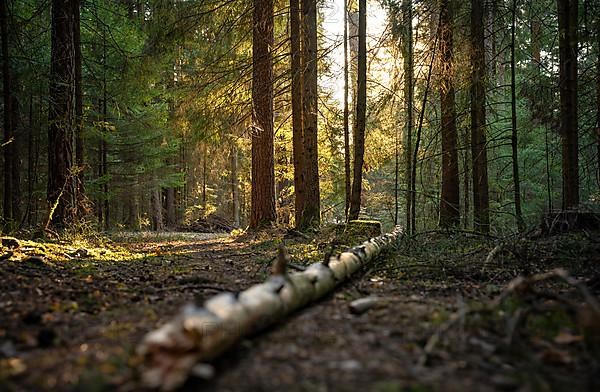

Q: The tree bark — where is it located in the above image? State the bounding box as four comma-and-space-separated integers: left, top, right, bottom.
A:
470, 0, 490, 233
151, 187, 163, 231
438, 0, 460, 228
402, 0, 413, 234
1, 0, 16, 224
165, 188, 176, 227
202, 143, 207, 211
348, 0, 367, 221
10, 95, 21, 223
597, 13, 600, 187
250, 0, 276, 229
231, 144, 240, 227
510, 0, 524, 231
48, 0, 76, 229
299, 0, 320, 228
557, 0, 579, 209
290, 0, 305, 227
343, 0, 351, 219
73, 0, 84, 210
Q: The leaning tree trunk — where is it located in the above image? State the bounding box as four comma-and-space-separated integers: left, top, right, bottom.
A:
48, 0, 76, 229
557, 0, 579, 209
250, 0, 276, 229
138, 225, 404, 391
348, 0, 367, 221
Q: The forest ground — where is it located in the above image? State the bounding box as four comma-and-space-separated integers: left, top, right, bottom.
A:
1, 226, 599, 391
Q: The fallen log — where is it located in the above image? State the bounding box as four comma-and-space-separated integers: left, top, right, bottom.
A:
137, 226, 403, 390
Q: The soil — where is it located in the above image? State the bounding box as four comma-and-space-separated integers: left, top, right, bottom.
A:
1, 228, 599, 391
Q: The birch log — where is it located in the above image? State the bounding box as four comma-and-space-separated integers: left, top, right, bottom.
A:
137, 226, 403, 390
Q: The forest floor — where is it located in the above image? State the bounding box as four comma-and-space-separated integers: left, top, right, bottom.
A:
1, 226, 600, 391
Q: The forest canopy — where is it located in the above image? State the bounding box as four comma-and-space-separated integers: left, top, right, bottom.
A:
0, 0, 599, 235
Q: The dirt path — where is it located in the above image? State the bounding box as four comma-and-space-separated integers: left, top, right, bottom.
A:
1, 230, 599, 391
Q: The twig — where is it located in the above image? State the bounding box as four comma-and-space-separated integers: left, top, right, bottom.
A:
152, 284, 229, 293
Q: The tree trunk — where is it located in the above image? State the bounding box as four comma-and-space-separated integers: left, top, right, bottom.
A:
510, 0, 524, 231
26, 94, 34, 226
462, 125, 470, 229
470, 0, 490, 233
73, 0, 84, 210
1, 0, 15, 224
343, 0, 351, 219
231, 145, 240, 227
97, 129, 103, 227
438, 0, 460, 228
102, 49, 109, 230
151, 187, 163, 231
165, 187, 176, 227
48, 0, 76, 229
530, 9, 542, 125
402, 0, 413, 234
348, 0, 367, 221
557, 0, 579, 209
290, 0, 305, 227
299, 0, 320, 228
202, 143, 207, 211
10, 95, 21, 223
250, 0, 276, 229
597, 15, 600, 187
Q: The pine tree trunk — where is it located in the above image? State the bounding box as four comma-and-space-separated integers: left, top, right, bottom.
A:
470, 0, 490, 233
231, 145, 240, 227
530, 11, 542, 125
250, 0, 276, 229
597, 17, 600, 187
348, 0, 367, 221
557, 0, 579, 209
1, 0, 14, 224
165, 188, 176, 227
402, 0, 413, 234
10, 95, 21, 223
290, 0, 305, 227
439, 0, 460, 228
510, 0, 524, 231
73, 0, 84, 210
462, 125, 470, 229
151, 187, 163, 231
343, 0, 351, 219
299, 0, 320, 228
26, 94, 34, 226
48, 0, 76, 229
202, 143, 207, 211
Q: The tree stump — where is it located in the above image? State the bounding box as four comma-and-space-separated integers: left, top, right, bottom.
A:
344, 220, 382, 241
